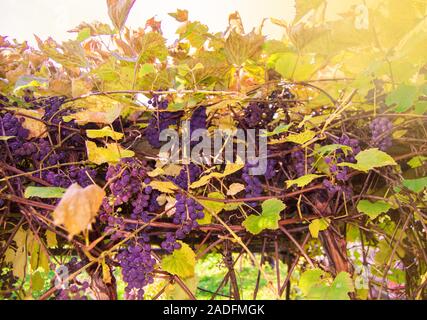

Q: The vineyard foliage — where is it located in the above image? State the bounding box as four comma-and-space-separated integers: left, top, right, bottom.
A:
0, 0, 426, 300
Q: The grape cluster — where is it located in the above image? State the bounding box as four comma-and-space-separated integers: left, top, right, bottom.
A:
117, 239, 156, 300
242, 162, 263, 206
56, 282, 90, 300
0, 112, 35, 158
291, 150, 313, 177
171, 163, 202, 190
190, 106, 207, 134
161, 194, 203, 253
243, 89, 293, 129
370, 117, 393, 151
144, 95, 181, 148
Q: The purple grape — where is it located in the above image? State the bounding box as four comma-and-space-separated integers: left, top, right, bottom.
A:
370, 117, 393, 151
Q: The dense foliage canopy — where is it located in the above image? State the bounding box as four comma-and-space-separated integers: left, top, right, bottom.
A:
0, 0, 426, 300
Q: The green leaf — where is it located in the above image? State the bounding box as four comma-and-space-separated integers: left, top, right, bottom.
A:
242, 199, 285, 235
275, 52, 299, 79
24, 186, 66, 199
261, 124, 292, 137
327, 272, 355, 300
199, 192, 225, 215
338, 148, 397, 172
357, 200, 391, 219
31, 271, 44, 291
286, 174, 324, 188
407, 156, 427, 169
414, 101, 427, 115
299, 268, 324, 296
385, 84, 418, 113
86, 127, 124, 140
161, 241, 196, 278
402, 176, 427, 193
299, 269, 354, 300
76, 27, 91, 42
285, 130, 316, 144
313, 144, 353, 156
309, 218, 330, 238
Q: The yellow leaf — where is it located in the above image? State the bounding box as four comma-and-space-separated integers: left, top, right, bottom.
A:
86, 141, 134, 165
149, 180, 179, 193
102, 259, 112, 284
86, 126, 124, 140
13, 246, 27, 280
286, 130, 316, 144
71, 78, 93, 98
45, 230, 58, 248
53, 183, 105, 239
63, 96, 123, 125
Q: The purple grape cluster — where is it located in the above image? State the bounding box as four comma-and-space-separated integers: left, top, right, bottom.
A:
370, 117, 393, 151
105, 159, 147, 206
190, 106, 207, 134
243, 89, 293, 129
242, 162, 263, 206
171, 163, 202, 190
161, 194, 203, 253
144, 95, 181, 148
117, 239, 156, 300
56, 282, 90, 300
0, 112, 35, 158
291, 150, 313, 177
41, 166, 96, 188
322, 179, 352, 198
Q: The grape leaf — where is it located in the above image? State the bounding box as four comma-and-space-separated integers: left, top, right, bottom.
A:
402, 176, 427, 193
190, 162, 244, 189
165, 275, 198, 300
161, 241, 196, 278
313, 144, 353, 156
148, 181, 179, 194
168, 9, 189, 22
299, 269, 354, 300
86, 126, 124, 140
106, 0, 136, 31
285, 130, 316, 144
63, 96, 123, 125
407, 156, 427, 169
338, 148, 397, 172
357, 200, 391, 219
385, 84, 418, 113
299, 268, 324, 296
242, 199, 285, 235
24, 186, 66, 199
45, 230, 58, 248
199, 192, 225, 215
31, 271, 44, 291
309, 218, 330, 238
53, 183, 105, 239
286, 174, 324, 188
224, 31, 264, 66
86, 141, 134, 165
